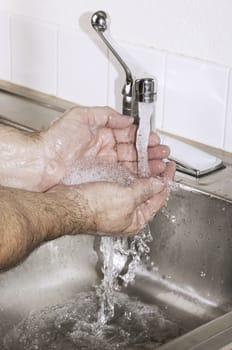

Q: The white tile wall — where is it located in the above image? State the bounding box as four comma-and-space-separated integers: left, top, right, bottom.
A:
11, 16, 57, 94
108, 43, 167, 129
0, 13, 10, 81
2, 0, 232, 67
224, 70, 232, 152
163, 54, 229, 149
0, 9, 231, 152
58, 28, 108, 106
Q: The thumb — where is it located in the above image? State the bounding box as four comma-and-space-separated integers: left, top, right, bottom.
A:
130, 178, 165, 207
106, 114, 134, 129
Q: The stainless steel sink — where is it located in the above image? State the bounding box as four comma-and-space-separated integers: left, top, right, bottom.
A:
128, 184, 232, 348
0, 83, 232, 349
1, 183, 232, 349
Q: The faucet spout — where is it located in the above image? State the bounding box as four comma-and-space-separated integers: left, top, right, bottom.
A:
135, 78, 157, 104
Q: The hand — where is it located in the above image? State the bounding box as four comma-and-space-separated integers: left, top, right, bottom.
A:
49, 161, 175, 236
41, 106, 170, 190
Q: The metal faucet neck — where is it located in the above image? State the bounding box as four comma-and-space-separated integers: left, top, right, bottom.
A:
91, 11, 133, 116
91, 11, 157, 118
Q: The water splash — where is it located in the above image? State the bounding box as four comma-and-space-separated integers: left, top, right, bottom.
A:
4, 292, 180, 350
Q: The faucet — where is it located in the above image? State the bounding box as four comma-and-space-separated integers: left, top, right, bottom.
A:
91, 11, 157, 124
91, 10, 225, 178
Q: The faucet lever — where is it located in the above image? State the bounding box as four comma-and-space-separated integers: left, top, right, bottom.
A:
91, 11, 133, 116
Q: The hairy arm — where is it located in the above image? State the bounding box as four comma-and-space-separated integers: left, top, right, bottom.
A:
0, 186, 88, 270
0, 172, 170, 271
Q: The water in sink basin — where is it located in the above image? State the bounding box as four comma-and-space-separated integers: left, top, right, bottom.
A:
1, 185, 232, 349
3, 291, 180, 350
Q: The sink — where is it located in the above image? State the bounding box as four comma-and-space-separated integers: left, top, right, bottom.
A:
127, 184, 232, 348
1, 182, 232, 349
0, 83, 232, 349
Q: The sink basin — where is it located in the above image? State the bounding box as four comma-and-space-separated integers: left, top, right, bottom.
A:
0, 83, 232, 349
1, 182, 232, 349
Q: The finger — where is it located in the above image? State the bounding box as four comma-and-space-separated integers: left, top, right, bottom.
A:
117, 143, 137, 162
115, 128, 161, 145
148, 131, 161, 146
120, 161, 137, 175
160, 161, 176, 181
123, 185, 169, 235
106, 113, 134, 129
148, 144, 170, 160
114, 124, 137, 143
130, 178, 165, 207
117, 144, 170, 164
119, 159, 167, 177
74, 106, 134, 129
122, 207, 147, 236
141, 186, 169, 222
148, 160, 167, 176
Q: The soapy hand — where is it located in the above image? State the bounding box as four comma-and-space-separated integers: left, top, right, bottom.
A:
0, 106, 171, 192
49, 161, 175, 236
0, 105, 175, 270
41, 106, 170, 190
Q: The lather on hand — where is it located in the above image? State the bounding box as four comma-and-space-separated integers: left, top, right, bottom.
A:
0, 106, 171, 191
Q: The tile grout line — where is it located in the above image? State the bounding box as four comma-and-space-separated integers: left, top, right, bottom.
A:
222, 68, 232, 151
55, 26, 60, 98
160, 52, 168, 131
9, 13, 13, 82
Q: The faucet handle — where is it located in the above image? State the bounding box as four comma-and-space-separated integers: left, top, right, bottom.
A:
91, 10, 134, 116
91, 10, 108, 32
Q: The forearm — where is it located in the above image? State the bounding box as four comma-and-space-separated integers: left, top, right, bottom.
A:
0, 186, 88, 270
0, 125, 46, 191
0, 125, 63, 192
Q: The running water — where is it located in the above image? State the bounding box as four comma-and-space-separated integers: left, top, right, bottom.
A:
136, 102, 154, 178
96, 102, 155, 327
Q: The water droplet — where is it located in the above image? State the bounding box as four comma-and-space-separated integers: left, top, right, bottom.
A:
170, 215, 176, 223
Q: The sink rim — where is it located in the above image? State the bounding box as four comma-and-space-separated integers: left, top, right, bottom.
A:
158, 309, 232, 350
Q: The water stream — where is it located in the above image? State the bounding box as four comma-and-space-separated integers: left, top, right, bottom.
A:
96, 102, 155, 327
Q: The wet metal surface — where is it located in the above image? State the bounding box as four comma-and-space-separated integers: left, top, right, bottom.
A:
0, 186, 231, 349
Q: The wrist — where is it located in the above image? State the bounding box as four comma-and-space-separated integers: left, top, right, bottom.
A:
46, 186, 95, 238
38, 130, 68, 192
0, 126, 49, 192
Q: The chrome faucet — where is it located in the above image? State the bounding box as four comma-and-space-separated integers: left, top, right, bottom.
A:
91, 10, 225, 177
91, 11, 157, 123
